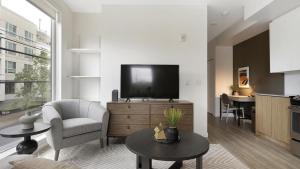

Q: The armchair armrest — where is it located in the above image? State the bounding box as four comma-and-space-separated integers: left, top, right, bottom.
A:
42, 105, 63, 150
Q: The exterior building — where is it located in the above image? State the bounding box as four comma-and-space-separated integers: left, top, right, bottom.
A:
0, 5, 50, 104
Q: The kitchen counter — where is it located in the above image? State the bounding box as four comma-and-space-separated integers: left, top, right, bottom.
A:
256, 93, 290, 98
255, 94, 291, 145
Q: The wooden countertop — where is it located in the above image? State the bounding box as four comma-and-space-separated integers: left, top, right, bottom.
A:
256, 93, 290, 98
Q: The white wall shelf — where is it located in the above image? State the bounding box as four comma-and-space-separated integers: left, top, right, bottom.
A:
69, 36, 102, 102
69, 48, 101, 54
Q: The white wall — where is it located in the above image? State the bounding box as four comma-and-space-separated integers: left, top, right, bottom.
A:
72, 13, 102, 101
42, 0, 74, 100
270, 6, 300, 73
285, 71, 300, 95
73, 5, 208, 136
214, 46, 233, 117
269, 6, 300, 95
207, 39, 216, 115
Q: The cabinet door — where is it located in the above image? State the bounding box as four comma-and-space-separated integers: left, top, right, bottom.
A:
271, 97, 290, 144
256, 95, 272, 136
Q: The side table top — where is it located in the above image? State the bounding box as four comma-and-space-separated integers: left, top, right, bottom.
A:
0, 123, 51, 138
125, 128, 209, 161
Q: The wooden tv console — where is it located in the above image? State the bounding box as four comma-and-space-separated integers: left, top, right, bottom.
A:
107, 100, 193, 137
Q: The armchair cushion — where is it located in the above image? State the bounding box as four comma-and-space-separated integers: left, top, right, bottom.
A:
63, 118, 102, 138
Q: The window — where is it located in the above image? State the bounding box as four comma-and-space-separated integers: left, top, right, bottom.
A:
25, 31, 33, 42
5, 41, 16, 55
24, 83, 32, 93
5, 61, 16, 73
5, 83, 15, 94
6, 23, 17, 36
24, 64, 33, 71
24, 47, 33, 59
1, 0, 53, 153
24, 47, 33, 55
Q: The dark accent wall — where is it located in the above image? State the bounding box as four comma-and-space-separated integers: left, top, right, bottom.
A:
233, 31, 284, 95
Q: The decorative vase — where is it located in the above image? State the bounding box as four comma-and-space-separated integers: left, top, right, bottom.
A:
165, 127, 179, 143
18, 111, 41, 130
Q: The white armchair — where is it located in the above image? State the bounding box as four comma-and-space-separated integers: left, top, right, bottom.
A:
42, 99, 110, 161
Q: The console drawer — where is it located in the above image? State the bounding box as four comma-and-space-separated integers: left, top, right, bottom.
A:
107, 103, 149, 114
110, 114, 150, 125
108, 124, 149, 136
150, 104, 193, 115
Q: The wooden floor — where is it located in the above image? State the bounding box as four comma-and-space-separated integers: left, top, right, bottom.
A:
208, 113, 300, 169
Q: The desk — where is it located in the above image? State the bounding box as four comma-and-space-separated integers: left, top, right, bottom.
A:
220, 95, 255, 126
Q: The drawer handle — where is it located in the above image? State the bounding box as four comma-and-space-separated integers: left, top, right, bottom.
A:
127, 126, 131, 129
127, 115, 130, 119
128, 105, 131, 109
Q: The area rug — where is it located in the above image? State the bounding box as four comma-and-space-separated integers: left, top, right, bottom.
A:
40, 142, 249, 169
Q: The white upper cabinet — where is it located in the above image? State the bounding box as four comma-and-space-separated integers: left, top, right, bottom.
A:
270, 6, 300, 73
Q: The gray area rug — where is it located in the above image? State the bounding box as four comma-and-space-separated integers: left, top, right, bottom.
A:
40, 142, 249, 169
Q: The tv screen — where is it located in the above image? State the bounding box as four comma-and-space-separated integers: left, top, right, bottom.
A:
121, 64, 179, 99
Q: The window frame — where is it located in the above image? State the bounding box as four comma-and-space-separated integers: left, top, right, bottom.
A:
25, 30, 33, 42
24, 47, 33, 59
5, 41, 17, 55
24, 64, 33, 71
5, 22, 17, 36
5, 83, 15, 94
5, 61, 16, 74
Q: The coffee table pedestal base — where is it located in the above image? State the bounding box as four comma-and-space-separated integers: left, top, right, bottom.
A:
16, 136, 38, 154
136, 155, 202, 169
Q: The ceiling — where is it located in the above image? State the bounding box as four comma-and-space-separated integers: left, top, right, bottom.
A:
207, 0, 244, 41
63, 0, 204, 13
64, 0, 245, 42
63, 0, 300, 45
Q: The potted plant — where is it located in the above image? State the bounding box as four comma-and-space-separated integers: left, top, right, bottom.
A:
230, 85, 239, 96
164, 108, 183, 143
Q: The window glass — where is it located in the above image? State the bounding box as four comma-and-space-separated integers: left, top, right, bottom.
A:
5, 41, 17, 55
25, 30, 33, 42
24, 64, 33, 71
5, 83, 15, 94
5, 61, 16, 73
24, 47, 33, 59
0, 0, 53, 152
5, 23, 17, 36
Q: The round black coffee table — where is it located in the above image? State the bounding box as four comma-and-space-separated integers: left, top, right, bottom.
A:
0, 122, 50, 154
125, 128, 209, 169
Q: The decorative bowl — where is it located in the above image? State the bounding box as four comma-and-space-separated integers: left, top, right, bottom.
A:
19, 112, 41, 130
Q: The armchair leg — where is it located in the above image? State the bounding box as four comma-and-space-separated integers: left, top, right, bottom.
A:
100, 137, 107, 148
55, 150, 60, 161
100, 138, 104, 148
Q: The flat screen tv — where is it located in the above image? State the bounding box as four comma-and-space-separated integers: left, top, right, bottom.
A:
121, 64, 179, 99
